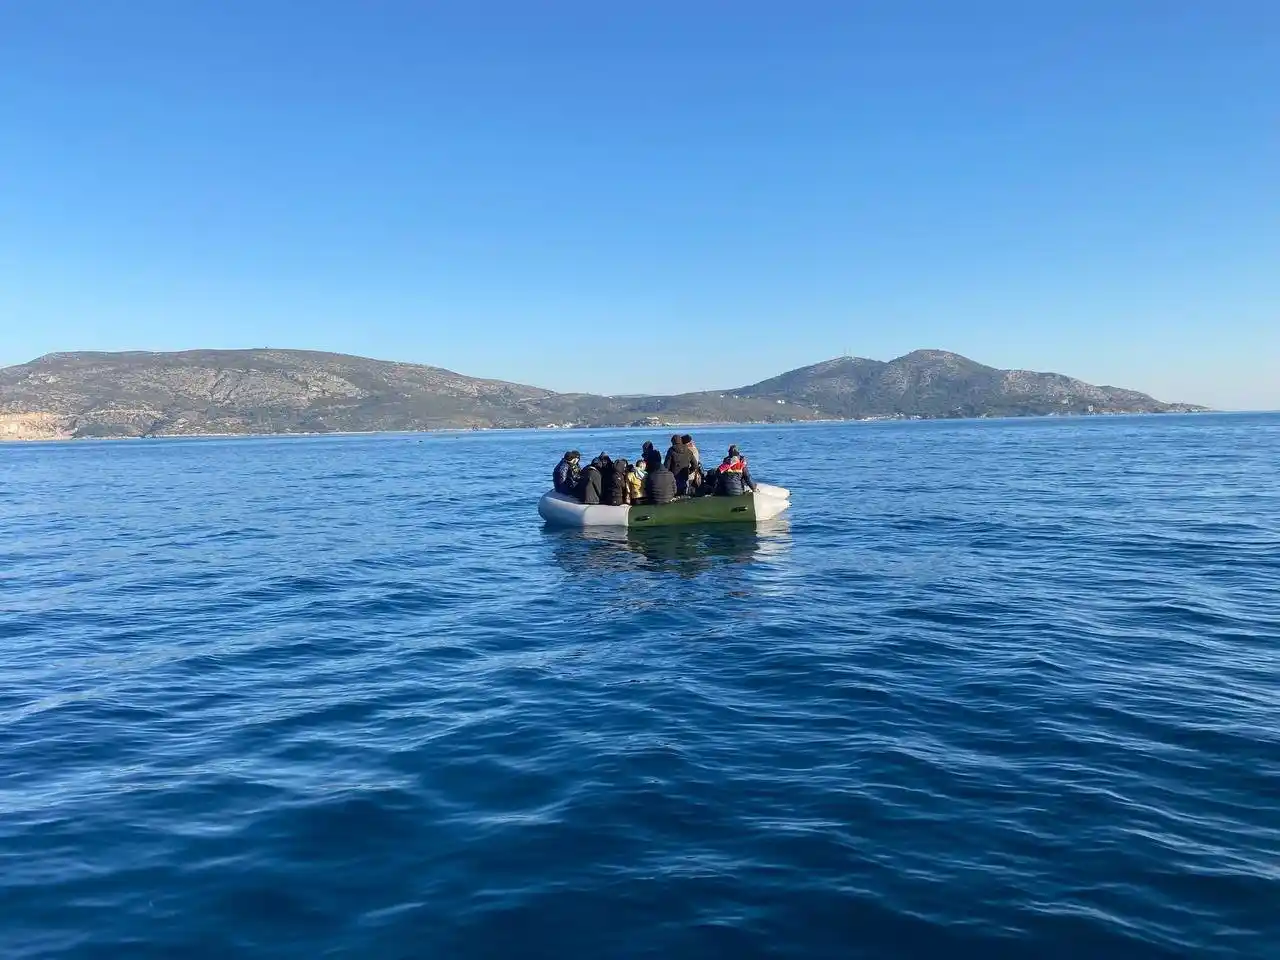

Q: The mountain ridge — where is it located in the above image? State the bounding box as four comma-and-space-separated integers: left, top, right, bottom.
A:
0, 348, 1206, 440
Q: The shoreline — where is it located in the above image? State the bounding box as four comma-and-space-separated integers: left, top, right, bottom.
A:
0, 408, 1223, 444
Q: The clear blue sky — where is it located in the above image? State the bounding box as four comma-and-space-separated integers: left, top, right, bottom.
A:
2, 1, 1276, 409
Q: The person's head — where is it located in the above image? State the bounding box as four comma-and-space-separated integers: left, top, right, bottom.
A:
671, 434, 681, 447
565, 450, 580, 463
681, 434, 693, 445
614, 458, 629, 473
642, 440, 654, 454
728, 444, 741, 459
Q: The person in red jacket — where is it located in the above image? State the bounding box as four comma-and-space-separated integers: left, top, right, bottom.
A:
715, 445, 757, 496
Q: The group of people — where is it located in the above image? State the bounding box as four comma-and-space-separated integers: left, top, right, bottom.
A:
553, 434, 757, 506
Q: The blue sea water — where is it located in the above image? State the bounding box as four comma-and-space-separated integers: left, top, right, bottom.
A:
2, 414, 1278, 959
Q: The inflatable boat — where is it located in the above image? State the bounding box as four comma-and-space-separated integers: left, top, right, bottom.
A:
538, 483, 791, 529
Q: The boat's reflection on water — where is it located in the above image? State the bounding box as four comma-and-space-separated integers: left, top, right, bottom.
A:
546, 518, 791, 578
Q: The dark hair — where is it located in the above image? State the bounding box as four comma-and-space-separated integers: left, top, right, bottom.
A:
642, 440, 654, 453
671, 434, 681, 446
565, 450, 580, 460
681, 434, 693, 444
645, 450, 662, 471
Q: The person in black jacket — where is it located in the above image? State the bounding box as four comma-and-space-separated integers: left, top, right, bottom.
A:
644, 449, 676, 504
553, 450, 581, 496
601, 457, 629, 506
664, 434, 695, 495
578, 455, 606, 504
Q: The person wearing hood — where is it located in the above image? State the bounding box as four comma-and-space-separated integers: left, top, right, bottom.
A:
681, 434, 700, 468
625, 459, 646, 503
602, 457, 629, 506
664, 434, 696, 495
714, 444, 757, 497
643, 449, 677, 504
553, 450, 581, 496
578, 454, 607, 505
682, 434, 703, 492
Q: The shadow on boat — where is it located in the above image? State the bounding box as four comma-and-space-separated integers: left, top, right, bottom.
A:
544, 518, 792, 578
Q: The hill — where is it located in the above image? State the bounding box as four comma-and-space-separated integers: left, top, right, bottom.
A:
734, 349, 1193, 419
0, 348, 1205, 440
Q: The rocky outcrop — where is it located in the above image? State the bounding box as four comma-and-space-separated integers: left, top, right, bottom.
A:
0, 347, 1206, 439
0, 412, 73, 440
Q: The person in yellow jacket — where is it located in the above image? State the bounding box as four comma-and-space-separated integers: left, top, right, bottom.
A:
625, 459, 646, 503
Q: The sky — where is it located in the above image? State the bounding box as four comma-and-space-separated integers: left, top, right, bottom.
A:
1, 1, 1276, 409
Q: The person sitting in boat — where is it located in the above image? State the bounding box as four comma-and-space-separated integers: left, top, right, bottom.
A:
553, 450, 581, 496
682, 434, 703, 491
602, 457, 629, 506
682, 434, 701, 468
644, 449, 677, 504
714, 445, 757, 496
664, 434, 696, 496
578, 454, 608, 505
626, 459, 646, 504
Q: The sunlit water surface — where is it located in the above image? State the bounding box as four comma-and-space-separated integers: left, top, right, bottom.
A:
2, 414, 1278, 958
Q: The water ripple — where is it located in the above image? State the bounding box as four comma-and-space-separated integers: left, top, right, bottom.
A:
1, 415, 1278, 958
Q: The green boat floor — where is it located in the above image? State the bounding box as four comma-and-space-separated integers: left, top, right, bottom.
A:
627, 494, 757, 527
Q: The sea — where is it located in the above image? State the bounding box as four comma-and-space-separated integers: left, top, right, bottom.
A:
1, 413, 1277, 959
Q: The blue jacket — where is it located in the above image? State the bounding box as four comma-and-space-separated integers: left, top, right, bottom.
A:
553, 458, 580, 495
